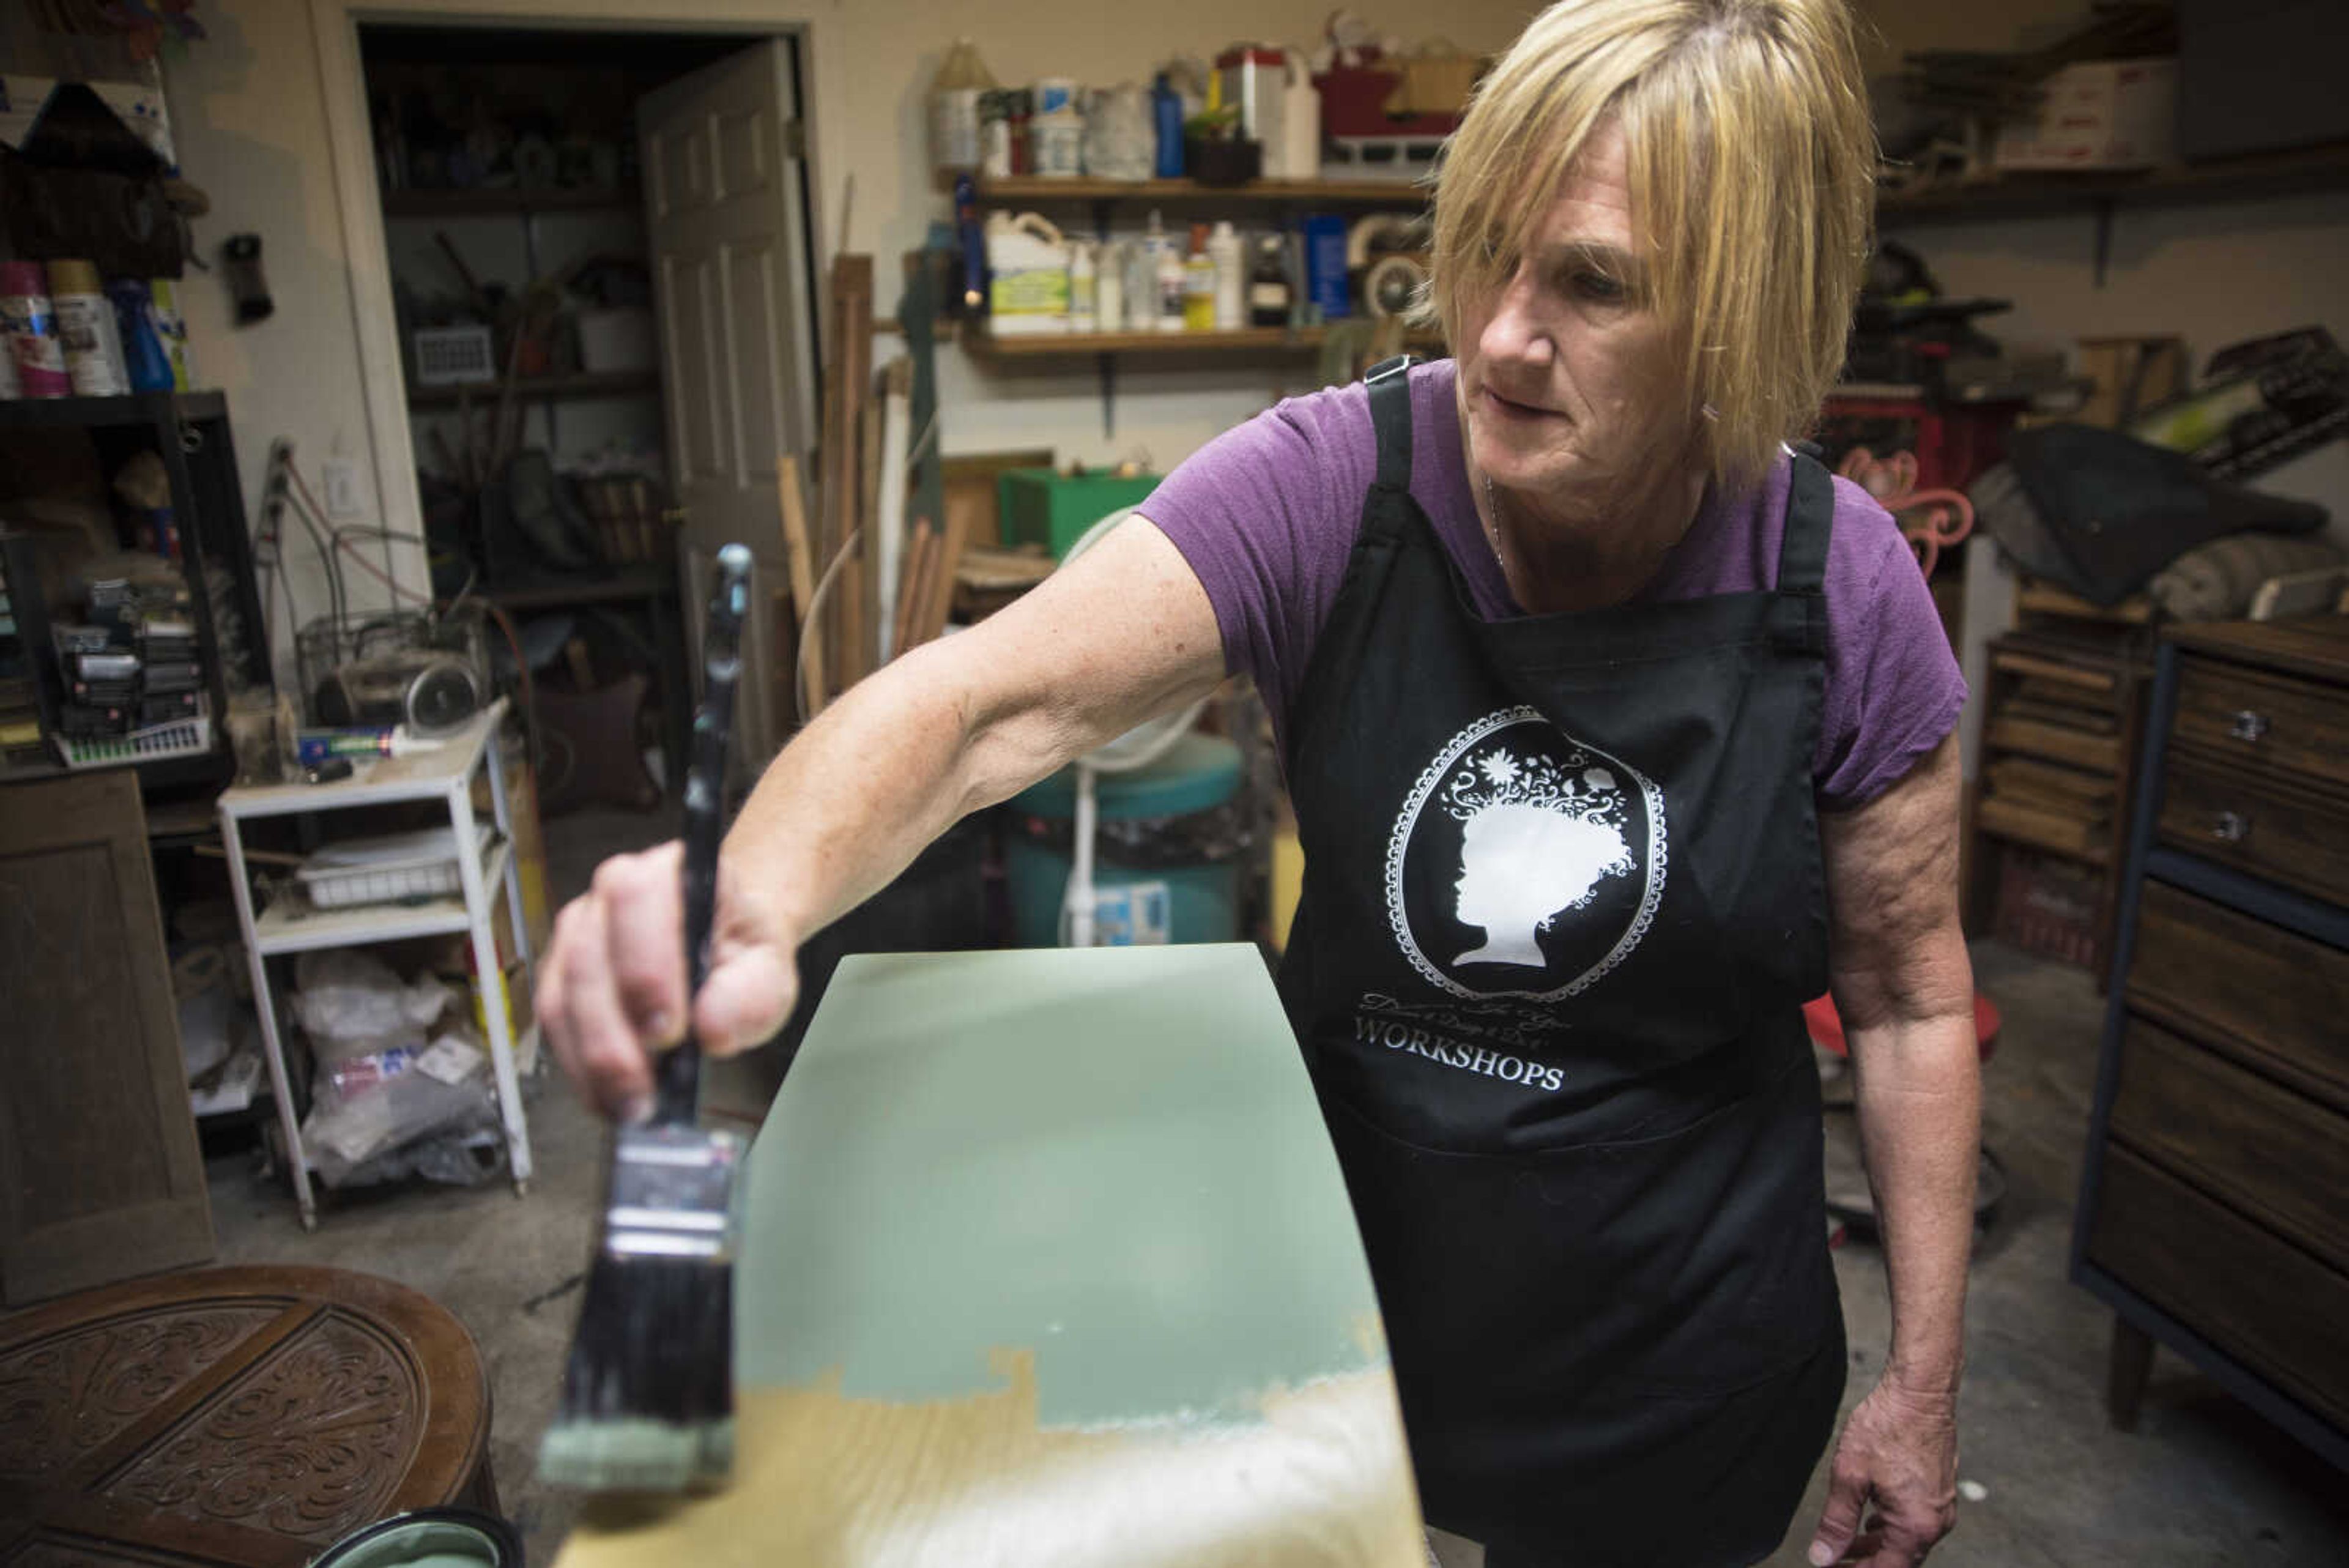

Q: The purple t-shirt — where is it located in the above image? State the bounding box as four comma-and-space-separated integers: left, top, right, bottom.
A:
1146, 359, 1967, 809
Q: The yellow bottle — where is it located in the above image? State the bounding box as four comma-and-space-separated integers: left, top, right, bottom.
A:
1182, 223, 1217, 332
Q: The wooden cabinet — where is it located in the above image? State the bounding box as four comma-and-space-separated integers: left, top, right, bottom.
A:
2076, 614, 2349, 1466
0, 771, 213, 1304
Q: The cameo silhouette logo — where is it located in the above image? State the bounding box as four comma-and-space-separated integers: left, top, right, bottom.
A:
1384, 706, 1666, 1000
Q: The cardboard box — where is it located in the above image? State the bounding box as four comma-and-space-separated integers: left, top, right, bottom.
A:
1994, 58, 2178, 172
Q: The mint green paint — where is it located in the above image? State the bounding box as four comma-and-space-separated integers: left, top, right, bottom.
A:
318, 1521, 503, 1567
735, 945, 1385, 1426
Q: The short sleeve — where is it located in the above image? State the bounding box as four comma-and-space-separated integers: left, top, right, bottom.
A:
1138, 383, 1376, 730
1815, 481, 1969, 809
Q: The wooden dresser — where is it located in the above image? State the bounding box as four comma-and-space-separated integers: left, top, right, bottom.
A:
2075, 614, 2349, 1467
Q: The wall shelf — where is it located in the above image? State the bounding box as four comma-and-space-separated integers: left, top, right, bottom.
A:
406, 369, 658, 408
970, 325, 1444, 359
1878, 139, 2349, 228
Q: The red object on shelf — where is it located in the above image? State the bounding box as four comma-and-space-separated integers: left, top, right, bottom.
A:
1821, 388, 2022, 495
1314, 50, 1463, 140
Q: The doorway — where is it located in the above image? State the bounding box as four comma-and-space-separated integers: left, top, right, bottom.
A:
356, 22, 822, 786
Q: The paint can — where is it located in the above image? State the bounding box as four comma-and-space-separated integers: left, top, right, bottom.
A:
47, 258, 129, 397
147, 278, 195, 389
310, 1507, 523, 1568
0, 261, 71, 398
1030, 110, 1083, 177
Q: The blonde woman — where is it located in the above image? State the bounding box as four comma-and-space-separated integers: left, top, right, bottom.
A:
540, 2, 1976, 1562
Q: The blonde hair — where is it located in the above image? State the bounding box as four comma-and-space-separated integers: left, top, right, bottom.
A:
1424, 0, 1876, 492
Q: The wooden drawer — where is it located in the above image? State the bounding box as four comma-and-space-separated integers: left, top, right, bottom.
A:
2157, 752, 2349, 908
2088, 1145, 2349, 1432
2109, 1016, 2349, 1275
2128, 880, 2349, 1112
2174, 653, 2349, 795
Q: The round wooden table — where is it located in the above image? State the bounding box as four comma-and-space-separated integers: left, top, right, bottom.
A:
0, 1265, 494, 1566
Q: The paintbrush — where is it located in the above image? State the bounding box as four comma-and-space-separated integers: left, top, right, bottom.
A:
538, 543, 755, 1495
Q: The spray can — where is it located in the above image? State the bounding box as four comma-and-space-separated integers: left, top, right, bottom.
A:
148, 278, 194, 390
48, 259, 129, 396
0, 261, 71, 398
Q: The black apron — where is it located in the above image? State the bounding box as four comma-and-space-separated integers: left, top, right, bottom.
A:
1277, 360, 1846, 1565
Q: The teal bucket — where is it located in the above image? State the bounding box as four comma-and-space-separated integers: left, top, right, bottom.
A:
1004, 732, 1245, 947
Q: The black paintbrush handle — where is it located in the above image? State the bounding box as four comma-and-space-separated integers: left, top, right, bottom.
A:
653, 543, 754, 1126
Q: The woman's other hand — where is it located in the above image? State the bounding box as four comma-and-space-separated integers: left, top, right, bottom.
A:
1805, 1375, 1959, 1566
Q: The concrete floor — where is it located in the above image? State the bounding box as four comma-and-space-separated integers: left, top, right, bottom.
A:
197, 808, 2349, 1566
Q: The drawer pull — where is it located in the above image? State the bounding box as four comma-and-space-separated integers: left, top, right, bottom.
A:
2228, 709, 2271, 742
2211, 811, 2250, 844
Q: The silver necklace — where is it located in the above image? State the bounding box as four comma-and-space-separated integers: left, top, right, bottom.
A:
1480, 473, 1510, 575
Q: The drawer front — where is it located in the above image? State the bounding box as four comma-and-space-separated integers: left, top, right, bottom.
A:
2174, 654, 2349, 794
2128, 880, 2349, 1111
2088, 1145, 2349, 1432
2109, 1016, 2349, 1275
2157, 753, 2349, 908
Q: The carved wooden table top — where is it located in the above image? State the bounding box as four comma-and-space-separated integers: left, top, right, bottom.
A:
0, 1264, 492, 1566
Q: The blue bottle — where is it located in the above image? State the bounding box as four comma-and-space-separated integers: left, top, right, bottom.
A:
107, 279, 176, 392
1151, 73, 1185, 180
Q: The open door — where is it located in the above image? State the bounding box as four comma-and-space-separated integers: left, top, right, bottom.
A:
640, 37, 819, 769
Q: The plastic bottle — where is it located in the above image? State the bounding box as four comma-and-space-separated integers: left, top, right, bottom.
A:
1208, 221, 1245, 330
147, 278, 194, 389
929, 40, 998, 176
0, 261, 69, 398
108, 280, 176, 393
1182, 223, 1217, 332
47, 259, 128, 397
1151, 73, 1186, 180
1068, 239, 1098, 333
1095, 240, 1125, 333
1150, 211, 1186, 333
1249, 233, 1294, 327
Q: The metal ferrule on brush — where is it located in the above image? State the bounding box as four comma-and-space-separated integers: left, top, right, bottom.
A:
604, 1124, 746, 1260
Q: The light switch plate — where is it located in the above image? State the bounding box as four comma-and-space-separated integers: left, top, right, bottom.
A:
321, 456, 363, 519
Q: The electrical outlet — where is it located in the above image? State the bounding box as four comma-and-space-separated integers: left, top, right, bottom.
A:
321, 456, 363, 519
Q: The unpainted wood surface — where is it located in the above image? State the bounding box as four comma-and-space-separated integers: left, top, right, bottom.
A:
557, 946, 1423, 1567
2126, 880, 2349, 1113
0, 1264, 492, 1566
2174, 654, 2349, 794
2088, 1146, 2349, 1432
2166, 612, 2349, 686
0, 770, 211, 1306
2110, 1016, 2349, 1275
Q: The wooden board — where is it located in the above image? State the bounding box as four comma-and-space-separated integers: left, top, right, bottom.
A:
0, 770, 212, 1304
555, 946, 1423, 1567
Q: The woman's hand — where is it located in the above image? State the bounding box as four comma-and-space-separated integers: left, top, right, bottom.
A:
535, 841, 799, 1123
1805, 1375, 1958, 1566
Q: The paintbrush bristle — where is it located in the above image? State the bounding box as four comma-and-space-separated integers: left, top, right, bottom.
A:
539, 1124, 744, 1493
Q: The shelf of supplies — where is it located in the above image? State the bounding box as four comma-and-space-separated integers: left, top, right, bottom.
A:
382, 184, 644, 218
406, 370, 658, 408
1877, 140, 2349, 226
0, 390, 228, 429
253, 838, 511, 956
970, 325, 1442, 358
971, 175, 1430, 206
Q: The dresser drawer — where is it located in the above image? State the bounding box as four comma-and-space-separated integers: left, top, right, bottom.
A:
2088, 1145, 2349, 1432
2109, 1016, 2349, 1275
2174, 653, 2349, 794
2157, 752, 2349, 908
2128, 880, 2349, 1111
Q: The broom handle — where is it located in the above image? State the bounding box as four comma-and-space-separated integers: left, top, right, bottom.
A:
655, 543, 753, 1125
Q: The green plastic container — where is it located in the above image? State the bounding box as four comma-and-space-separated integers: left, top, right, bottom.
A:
1004, 732, 1244, 947
996, 467, 1162, 559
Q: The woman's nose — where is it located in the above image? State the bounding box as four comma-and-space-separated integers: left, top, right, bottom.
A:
1480, 269, 1554, 371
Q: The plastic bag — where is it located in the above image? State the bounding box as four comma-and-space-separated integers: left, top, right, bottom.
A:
299, 1029, 497, 1187
1083, 84, 1154, 181
291, 949, 450, 1064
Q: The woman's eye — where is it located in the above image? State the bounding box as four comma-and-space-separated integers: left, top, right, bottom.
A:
1569, 269, 1625, 303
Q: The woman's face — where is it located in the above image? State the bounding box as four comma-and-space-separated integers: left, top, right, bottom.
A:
1453, 120, 1696, 512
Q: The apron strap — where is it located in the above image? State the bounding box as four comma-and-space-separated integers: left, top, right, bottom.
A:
1367, 355, 1416, 493
1776, 449, 1836, 598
